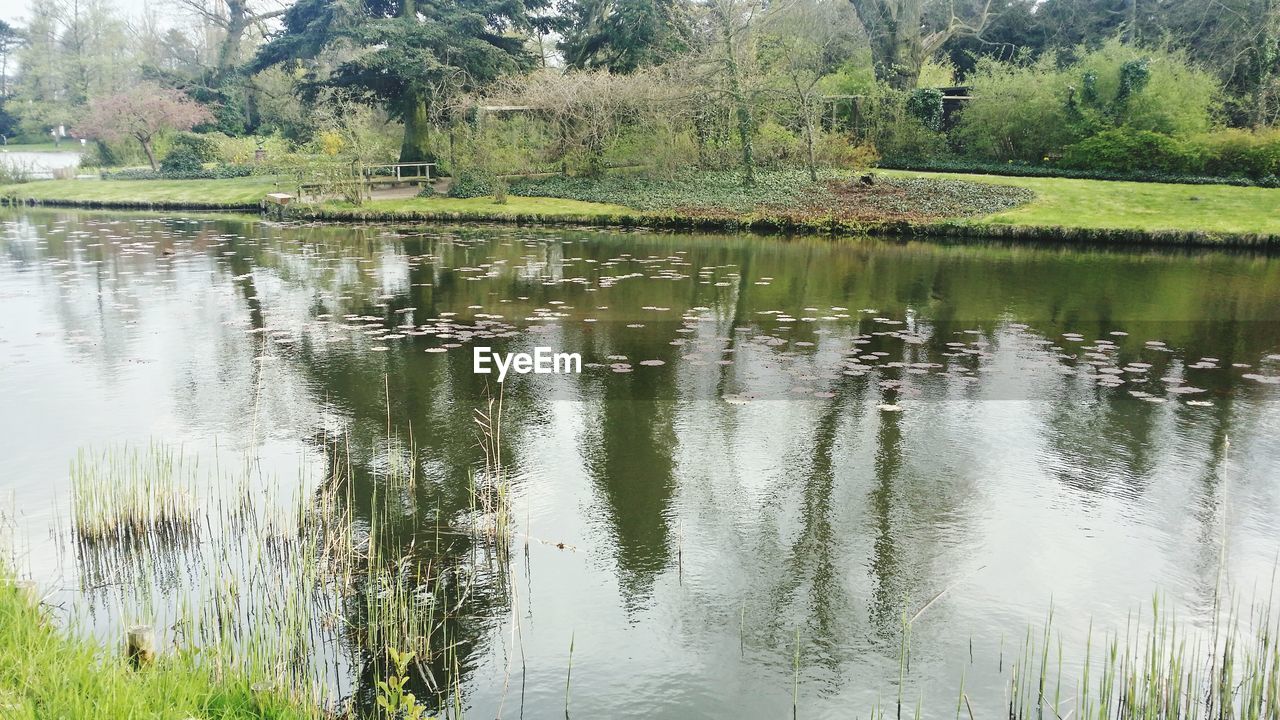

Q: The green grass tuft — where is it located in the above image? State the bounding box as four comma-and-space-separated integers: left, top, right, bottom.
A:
0, 581, 316, 719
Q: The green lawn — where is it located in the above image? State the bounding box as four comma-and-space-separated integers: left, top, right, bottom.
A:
0, 176, 285, 207
0, 581, 313, 719
887, 170, 1280, 235
5, 172, 1280, 239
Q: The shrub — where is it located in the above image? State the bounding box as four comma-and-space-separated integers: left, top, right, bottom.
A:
875, 155, 1277, 186
753, 121, 803, 168
1070, 39, 1219, 138
856, 86, 949, 159
953, 53, 1082, 163
167, 133, 220, 163
159, 146, 204, 173
813, 132, 878, 169
100, 164, 254, 180
1060, 128, 1201, 174
1193, 129, 1280, 179
447, 167, 496, 198
906, 88, 944, 132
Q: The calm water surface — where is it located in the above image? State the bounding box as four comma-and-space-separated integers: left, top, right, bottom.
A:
0, 149, 81, 178
2, 210, 1280, 718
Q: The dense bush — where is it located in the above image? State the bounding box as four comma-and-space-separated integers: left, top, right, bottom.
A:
447, 168, 497, 198
159, 147, 205, 173
954, 40, 1219, 164
854, 86, 949, 159
166, 133, 220, 163
100, 164, 254, 180
906, 88, 944, 132
1069, 40, 1219, 137
1060, 128, 1201, 174
1195, 129, 1280, 179
952, 54, 1081, 163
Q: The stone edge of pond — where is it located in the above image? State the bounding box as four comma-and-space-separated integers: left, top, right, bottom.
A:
6, 196, 1279, 248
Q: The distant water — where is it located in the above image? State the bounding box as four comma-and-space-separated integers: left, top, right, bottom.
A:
0, 149, 81, 179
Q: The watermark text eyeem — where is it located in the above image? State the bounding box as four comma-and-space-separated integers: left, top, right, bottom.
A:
473, 347, 582, 382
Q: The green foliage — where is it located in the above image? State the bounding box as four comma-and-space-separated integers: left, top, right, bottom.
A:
100, 165, 255, 181
813, 132, 879, 169
558, 0, 691, 72
375, 648, 430, 720
511, 169, 830, 211
159, 133, 221, 173
905, 88, 944, 132
254, 0, 548, 161
953, 54, 1081, 163
447, 168, 497, 198
752, 121, 805, 168
1060, 128, 1201, 174
876, 156, 1280, 187
1195, 128, 1280, 178
1070, 39, 1219, 136
166, 133, 221, 163
504, 169, 1030, 218
957, 40, 1220, 164
857, 86, 949, 159
0, 580, 316, 719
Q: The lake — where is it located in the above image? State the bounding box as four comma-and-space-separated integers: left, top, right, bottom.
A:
0, 149, 82, 179
2, 209, 1279, 718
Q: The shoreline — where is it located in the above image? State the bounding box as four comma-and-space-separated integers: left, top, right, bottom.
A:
5, 195, 1278, 249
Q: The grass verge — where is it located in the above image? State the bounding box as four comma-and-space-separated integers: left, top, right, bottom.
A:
883, 169, 1280, 235
0, 579, 315, 719
0, 176, 284, 209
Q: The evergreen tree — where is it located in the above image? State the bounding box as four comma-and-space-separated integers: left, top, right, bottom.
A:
254, 0, 547, 163
557, 0, 691, 73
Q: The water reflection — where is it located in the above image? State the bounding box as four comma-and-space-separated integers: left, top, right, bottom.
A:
3, 210, 1280, 717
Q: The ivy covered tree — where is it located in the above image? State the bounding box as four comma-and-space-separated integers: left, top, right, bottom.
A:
253, 0, 548, 164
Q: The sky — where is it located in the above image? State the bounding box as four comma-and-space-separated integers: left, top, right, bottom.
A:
2, 0, 174, 27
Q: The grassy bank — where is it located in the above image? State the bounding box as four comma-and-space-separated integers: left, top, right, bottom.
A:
883, 170, 1280, 235
0, 579, 314, 719
0, 176, 283, 209
5, 171, 1280, 246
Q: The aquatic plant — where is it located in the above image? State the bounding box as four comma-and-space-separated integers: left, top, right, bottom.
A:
70, 443, 199, 544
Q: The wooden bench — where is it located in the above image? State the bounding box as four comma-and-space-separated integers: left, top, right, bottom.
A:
298, 162, 437, 198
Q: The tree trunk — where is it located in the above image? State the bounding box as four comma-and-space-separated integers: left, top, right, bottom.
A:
139, 136, 158, 170
399, 90, 435, 164
849, 0, 924, 90
804, 100, 817, 182
718, 5, 756, 186
216, 0, 250, 76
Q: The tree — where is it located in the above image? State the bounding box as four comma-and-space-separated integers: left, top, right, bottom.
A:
75, 83, 213, 169
702, 0, 765, 185
254, 0, 548, 164
0, 20, 22, 97
174, 0, 289, 78
760, 0, 861, 180
847, 0, 993, 89
558, 0, 692, 73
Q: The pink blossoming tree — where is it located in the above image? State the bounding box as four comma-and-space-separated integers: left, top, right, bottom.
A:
75, 84, 213, 170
